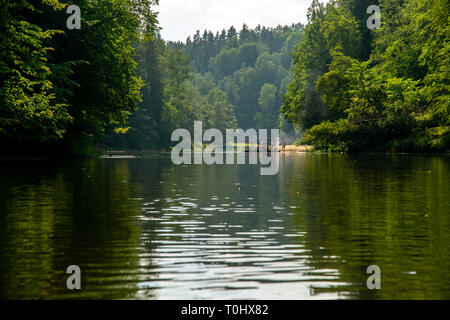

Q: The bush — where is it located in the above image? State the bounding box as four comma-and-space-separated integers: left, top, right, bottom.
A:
387, 127, 450, 152
302, 119, 387, 152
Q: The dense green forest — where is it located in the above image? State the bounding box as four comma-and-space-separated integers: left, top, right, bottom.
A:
175, 23, 303, 131
1, 0, 448, 155
105, 22, 305, 150
1, 0, 159, 154
282, 0, 449, 152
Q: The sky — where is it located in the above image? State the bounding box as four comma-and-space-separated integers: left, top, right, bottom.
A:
157, 0, 315, 42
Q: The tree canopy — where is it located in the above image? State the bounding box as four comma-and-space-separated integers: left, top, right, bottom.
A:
1, 0, 447, 154
281, 0, 449, 152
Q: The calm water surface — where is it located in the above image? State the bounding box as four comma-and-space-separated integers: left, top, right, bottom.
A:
0, 154, 449, 299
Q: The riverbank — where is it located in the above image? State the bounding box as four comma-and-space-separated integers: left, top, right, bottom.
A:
102, 145, 315, 155
274, 145, 314, 152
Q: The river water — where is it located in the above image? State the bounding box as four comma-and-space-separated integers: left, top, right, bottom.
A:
0, 153, 449, 299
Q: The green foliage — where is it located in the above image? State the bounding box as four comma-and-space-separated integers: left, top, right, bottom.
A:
315, 49, 355, 115
179, 23, 304, 131
284, 0, 449, 152
281, 0, 362, 131
387, 127, 450, 152
0, 0, 72, 143
160, 47, 203, 137
255, 83, 278, 128
302, 119, 385, 152
55, 0, 158, 139
0, 0, 159, 153
104, 38, 165, 150
209, 47, 241, 80
107, 40, 237, 150
105, 22, 303, 150
202, 88, 237, 131
3, 0, 446, 154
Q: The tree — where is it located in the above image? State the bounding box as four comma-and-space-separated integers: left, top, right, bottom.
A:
108, 38, 166, 150
281, 0, 362, 131
0, 0, 72, 144
299, 0, 449, 152
203, 88, 237, 131
255, 83, 278, 129
0, 0, 160, 154
177, 23, 304, 132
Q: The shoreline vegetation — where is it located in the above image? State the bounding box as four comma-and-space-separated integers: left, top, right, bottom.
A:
4, 145, 450, 162
281, 0, 449, 153
1, 0, 448, 158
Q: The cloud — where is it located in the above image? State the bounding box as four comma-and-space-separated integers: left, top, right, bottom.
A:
157, 0, 313, 41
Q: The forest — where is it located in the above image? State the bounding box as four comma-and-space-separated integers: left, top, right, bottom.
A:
0, 0, 448, 155
105, 21, 304, 150
283, 0, 449, 152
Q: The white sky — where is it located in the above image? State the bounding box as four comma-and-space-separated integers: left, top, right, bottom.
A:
157, 0, 315, 42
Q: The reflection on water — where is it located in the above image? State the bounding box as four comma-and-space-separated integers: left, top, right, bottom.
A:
0, 154, 449, 299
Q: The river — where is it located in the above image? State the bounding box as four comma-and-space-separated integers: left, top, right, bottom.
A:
0, 153, 449, 299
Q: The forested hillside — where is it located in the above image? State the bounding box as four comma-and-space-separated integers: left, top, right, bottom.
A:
176, 24, 303, 131
282, 0, 449, 152
1, 0, 448, 154
103, 23, 306, 149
